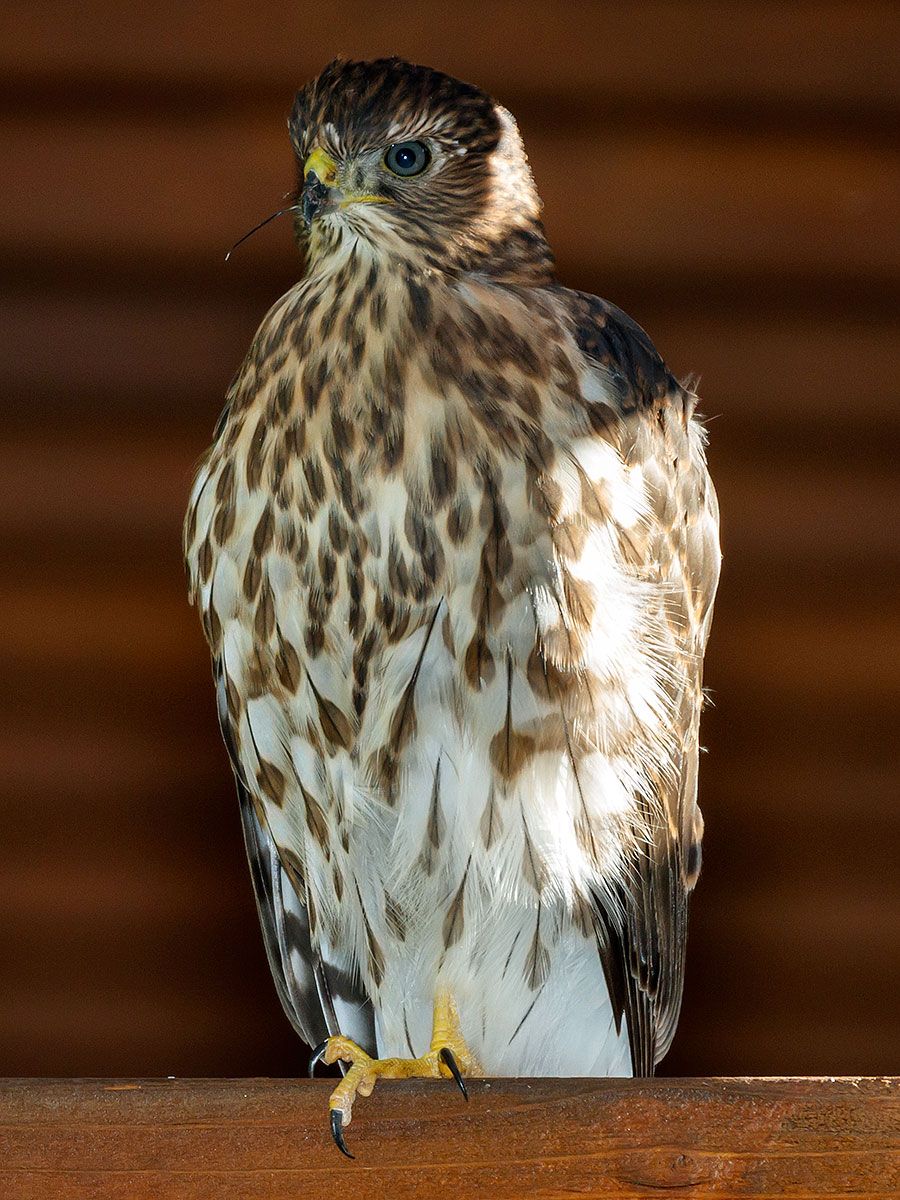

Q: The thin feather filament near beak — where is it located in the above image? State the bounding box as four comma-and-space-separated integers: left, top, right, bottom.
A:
224, 204, 299, 260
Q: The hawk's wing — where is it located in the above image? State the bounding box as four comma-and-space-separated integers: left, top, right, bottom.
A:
560, 289, 721, 1074
214, 659, 376, 1056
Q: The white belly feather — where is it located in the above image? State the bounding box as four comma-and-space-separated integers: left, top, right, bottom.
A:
186, 277, 699, 1079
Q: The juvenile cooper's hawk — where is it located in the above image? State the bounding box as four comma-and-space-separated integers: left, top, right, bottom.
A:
185, 58, 720, 1155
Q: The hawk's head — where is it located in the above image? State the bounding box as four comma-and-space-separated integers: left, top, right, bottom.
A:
289, 58, 554, 284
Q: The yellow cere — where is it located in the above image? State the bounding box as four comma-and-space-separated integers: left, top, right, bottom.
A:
303, 147, 339, 185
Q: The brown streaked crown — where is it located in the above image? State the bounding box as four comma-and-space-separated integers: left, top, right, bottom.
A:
288, 57, 555, 284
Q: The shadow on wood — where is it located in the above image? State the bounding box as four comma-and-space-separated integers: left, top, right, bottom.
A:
2, 1077, 900, 1198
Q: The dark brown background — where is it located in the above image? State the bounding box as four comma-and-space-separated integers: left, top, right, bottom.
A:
2, 1, 898, 1080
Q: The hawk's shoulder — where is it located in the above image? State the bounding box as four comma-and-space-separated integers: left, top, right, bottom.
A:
550, 284, 684, 417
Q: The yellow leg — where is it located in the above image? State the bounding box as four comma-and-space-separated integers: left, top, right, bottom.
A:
310, 989, 481, 1156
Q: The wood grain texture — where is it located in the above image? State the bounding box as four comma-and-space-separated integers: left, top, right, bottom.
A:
3, 1078, 900, 1199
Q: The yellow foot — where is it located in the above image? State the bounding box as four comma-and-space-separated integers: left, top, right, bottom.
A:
309, 989, 480, 1158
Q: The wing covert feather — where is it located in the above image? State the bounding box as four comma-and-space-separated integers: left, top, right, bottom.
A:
562, 289, 721, 1072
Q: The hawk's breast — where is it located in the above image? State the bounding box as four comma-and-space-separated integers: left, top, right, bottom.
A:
184, 264, 698, 1073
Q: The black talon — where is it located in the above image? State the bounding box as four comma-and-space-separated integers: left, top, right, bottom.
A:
439, 1047, 468, 1101
309, 1040, 329, 1078
330, 1108, 354, 1158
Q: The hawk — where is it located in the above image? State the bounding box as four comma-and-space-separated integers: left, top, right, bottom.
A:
184, 57, 720, 1155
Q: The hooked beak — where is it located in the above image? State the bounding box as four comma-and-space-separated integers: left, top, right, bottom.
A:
301, 147, 391, 229
301, 149, 341, 228
301, 173, 333, 228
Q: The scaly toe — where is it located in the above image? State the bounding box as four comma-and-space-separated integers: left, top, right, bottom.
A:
328, 1059, 375, 1129
330, 1035, 373, 1067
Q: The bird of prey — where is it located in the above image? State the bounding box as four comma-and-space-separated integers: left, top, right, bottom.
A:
184, 57, 720, 1156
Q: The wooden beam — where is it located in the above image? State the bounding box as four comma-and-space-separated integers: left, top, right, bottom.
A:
3, 1077, 900, 1198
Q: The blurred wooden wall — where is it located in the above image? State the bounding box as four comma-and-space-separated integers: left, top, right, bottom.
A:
2, 1, 899, 1078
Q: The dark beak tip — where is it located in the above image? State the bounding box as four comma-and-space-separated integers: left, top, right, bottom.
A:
301, 175, 331, 230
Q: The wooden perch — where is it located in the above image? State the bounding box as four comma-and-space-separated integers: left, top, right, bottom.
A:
3, 1077, 900, 1198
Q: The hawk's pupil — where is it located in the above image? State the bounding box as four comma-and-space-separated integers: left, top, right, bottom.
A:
385, 140, 430, 177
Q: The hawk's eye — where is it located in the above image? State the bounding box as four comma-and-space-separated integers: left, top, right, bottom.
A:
383, 141, 431, 177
